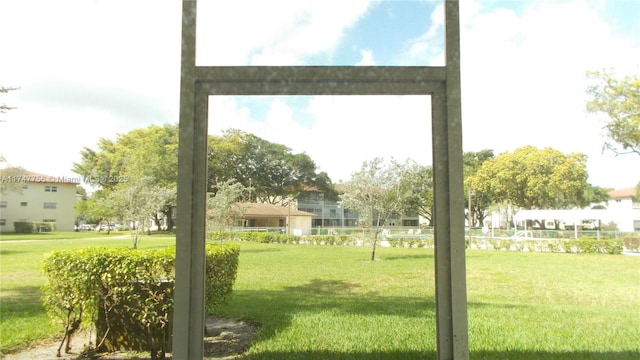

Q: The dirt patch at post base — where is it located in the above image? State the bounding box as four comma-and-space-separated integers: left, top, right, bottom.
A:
0, 316, 259, 360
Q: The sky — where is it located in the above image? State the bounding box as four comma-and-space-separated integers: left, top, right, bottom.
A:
1, 0, 639, 191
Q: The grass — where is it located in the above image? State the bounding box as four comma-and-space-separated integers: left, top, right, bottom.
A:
217, 243, 640, 359
0, 234, 176, 353
1, 236, 639, 359
0, 230, 129, 241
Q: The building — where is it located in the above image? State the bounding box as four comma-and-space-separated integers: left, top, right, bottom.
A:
296, 190, 421, 230
239, 202, 316, 235
0, 171, 79, 232
511, 186, 640, 234
607, 186, 640, 232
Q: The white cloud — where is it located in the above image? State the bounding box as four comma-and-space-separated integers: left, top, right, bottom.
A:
207, 95, 432, 183
457, 0, 640, 188
196, 0, 375, 65
1, 0, 638, 190
396, 2, 444, 66
355, 50, 376, 66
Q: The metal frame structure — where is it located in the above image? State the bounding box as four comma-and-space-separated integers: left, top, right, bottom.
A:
173, 1, 468, 359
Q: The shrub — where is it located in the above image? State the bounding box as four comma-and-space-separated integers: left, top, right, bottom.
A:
13, 221, 56, 233
42, 244, 239, 359
622, 236, 640, 252
205, 244, 240, 313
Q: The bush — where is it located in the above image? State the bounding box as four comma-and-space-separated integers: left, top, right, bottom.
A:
14, 221, 56, 233
563, 239, 623, 255
41, 244, 239, 359
205, 244, 240, 313
622, 236, 640, 252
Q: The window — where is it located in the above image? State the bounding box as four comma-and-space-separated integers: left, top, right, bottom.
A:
43, 202, 57, 209
45, 186, 58, 192
0, 201, 6, 208
0, 219, 5, 226
632, 201, 640, 209
20, 202, 28, 207
43, 218, 56, 222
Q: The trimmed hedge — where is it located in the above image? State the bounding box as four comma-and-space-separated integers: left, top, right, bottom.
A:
14, 221, 56, 233
467, 238, 624, 254
205, 244, 241, 313
41, 244, 239, 359
208, 231, 354, 245
622, 236, 640, 252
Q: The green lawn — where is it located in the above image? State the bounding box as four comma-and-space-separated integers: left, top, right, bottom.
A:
0, 230, 129, 241
219, 243, 640, 359
1, 237, 639, 359
0, 234, 176, 353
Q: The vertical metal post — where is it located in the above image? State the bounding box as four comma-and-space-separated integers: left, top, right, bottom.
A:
432, 1, 469, 359
173, 1, 208, 359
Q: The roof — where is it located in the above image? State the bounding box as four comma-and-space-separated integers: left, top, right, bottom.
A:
240, 203, 316, 218
608, 187, 638, 199
0, 170, 79, 185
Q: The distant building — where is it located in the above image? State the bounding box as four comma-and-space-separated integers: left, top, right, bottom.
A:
0, 171, 79, 232
512, 186, 640, 234
296, 189, 420, 230
607, 186, 640, 232
239, 202, 316, 235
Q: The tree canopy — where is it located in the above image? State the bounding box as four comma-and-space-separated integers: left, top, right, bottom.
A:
207, 179, 252, 239
586, 70, 640, 156
463, 150, 495, 227
466, 146, 591, 210
339, 158, 416, 260
0, 165, 28, 195
73, 125, 335, 229
73, 124, 179, 230
397, 161, 433, 226
207, 129, 334, 205
73, 124, 179, 191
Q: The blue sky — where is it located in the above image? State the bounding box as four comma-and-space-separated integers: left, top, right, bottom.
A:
1, 0, 639, 190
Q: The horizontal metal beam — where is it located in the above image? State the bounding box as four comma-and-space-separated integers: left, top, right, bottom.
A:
194, 66, 446, 95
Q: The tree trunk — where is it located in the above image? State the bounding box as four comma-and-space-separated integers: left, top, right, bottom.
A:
371, 237, 377, 261
133, 227, 139, 249
164, 208, 174, 231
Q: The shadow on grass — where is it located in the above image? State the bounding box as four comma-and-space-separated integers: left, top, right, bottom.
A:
238, 349, 640, 360
0, 249, 25, 255
283, 278, 362, 295
237, 247, 285, 254
218, 278, 638, 360
1, 284, 43, 303
380, 252, 434, 261
218, 280, 436, 354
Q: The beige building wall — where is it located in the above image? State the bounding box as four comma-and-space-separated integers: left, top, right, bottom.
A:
1, 180, 77, 232
289, 215, 312, 235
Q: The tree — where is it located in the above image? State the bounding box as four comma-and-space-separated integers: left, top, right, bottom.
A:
207, 179, 252, 240
73, 124, 178, 191
73, 124, 179, 230
80, 189, 119, 232
583, 185, 612, 207
463, 150, 495, 228
586, 70, 640, 156
110, 177, 174, 248
1, 86, 19, 122
0, 165, 28, 195
208, 129, 333, 205
397, 162, 434, 226
339, 158, 414, 261
467, 146, 591, 229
